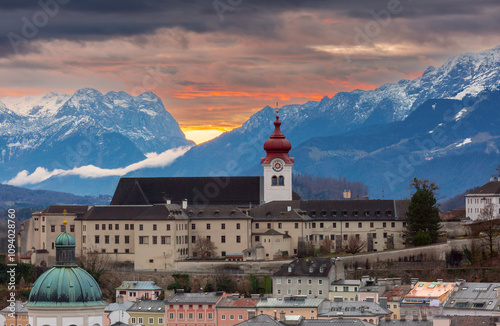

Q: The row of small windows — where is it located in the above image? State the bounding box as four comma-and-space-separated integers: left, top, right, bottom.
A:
191, 235, 241, 243
271, 175, 285, 186
277, 278, 324, 285
192, 223, 241, 230
309, 210, 393, 218
306, 221, 403, 228
48, 224, 75, 232
277, 288, 323, 296
93, 223, 188, 231
167, 312, 214, 320
130, 317, 164, 324
188, 210, 238, 217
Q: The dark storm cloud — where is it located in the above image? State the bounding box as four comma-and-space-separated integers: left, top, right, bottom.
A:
1, 0, 499, 57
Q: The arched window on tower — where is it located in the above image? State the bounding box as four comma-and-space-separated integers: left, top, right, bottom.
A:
278, 176, 284, 186
272, 176, 278, 186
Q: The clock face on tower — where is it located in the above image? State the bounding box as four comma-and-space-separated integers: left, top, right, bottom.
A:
272, 158, 284, 172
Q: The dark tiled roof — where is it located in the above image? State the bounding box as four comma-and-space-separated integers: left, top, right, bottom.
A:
110, 177, 263, 206
185, 206, 251, 220
273, 258, 333, 277
254, 229, 288, 236
166, 292, 224, 304
444, 282, 500, 311
433, 316, 498, 326
127, 300, 165, 312
249, 201, 311, 221
234, 314, 282, 326
467, 181, 500, 195
77, 204, 187, 221
299, 200, 408, 221
378, 320, 431, 326
42, 205, 90, 214
110, 322, 131, 326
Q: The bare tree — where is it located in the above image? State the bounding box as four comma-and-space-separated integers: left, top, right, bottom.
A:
194, 236, 217, 259
344, 234, 366, 255
477, 203, 500, 258
78, 249, 112, 284
319, 238, 333, 254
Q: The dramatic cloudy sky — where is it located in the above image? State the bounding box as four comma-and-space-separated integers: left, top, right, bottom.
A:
1, 0, 500, 143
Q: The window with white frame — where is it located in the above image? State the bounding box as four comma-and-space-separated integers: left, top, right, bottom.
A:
138, 317, 143, 324
149, 317, 154, 324
131, 318, 136, 324
277, 278, 281, 284
158, 318, 164, 324
221, 315, 226, 320
318, 280, 323, 285
287, 279, 291, 284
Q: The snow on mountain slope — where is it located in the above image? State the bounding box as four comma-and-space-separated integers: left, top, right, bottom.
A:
1, 92, 71, 117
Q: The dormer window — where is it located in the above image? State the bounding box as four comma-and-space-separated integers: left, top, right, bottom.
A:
288, 267, 292, 273
375, 211, 381, 217
353, 211, 359, 217
364, 211, 370, 217
311, 211, 316, 217
342, 211, 348, 217
331, 211, 337, 217
309, 267, 314, 273
321, 210, 327, 217
386, 211, 392, 217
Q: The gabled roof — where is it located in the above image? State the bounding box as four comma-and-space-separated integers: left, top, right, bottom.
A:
318, 300, 392, 317
273, 258, 333, 277
0, 301, 28, 314
77, 204, 188, 221
116, 281, 162, 291
110, 177, 263, 207
105, 300, 135, 312
234, 314, 374, 326
184, 206, 251, 220
434, 316, 497, 326
467, 181, 500, 195
254, 229, 290, 238
444, 282, 500, 311
42, 205, 90, 214
299, 200, 408, 221
217, 296, 258, 308
256, 297, 324, 308
110, 322, 131, 326
128, 299, 165, 313
166, 292, 224, 304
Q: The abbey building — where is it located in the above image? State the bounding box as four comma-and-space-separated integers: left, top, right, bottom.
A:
18, 110, 409, 270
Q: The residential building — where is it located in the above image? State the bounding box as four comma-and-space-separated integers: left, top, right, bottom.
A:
0, 301, 29, 326
216, 295, 258, 326
128, 300, 165, 326
256, 297, 325, 319
383, 286, 409, 320
442, 282, 500, 316
358, 277, 386, 303
115, 281, 162, 302
465, 177, 500, 220
165, 291, 225, 326
318, 297, 392, 326
400, 280, 455, 322
272, 258, 344, 298
330, 280, 362, 301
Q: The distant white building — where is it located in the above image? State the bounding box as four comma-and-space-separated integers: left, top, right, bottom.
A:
465, 177, 500, 220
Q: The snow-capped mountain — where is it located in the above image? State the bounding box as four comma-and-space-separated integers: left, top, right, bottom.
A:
0, 88, 193, 182
160, 46, 500, 199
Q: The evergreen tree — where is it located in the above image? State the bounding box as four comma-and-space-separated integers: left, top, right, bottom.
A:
404, 178, 442, 245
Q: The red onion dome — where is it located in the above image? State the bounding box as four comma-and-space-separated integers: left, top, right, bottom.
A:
261, 109, 294, 164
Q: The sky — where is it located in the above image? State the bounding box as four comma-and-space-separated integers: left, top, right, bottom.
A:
1, 0, 500, 144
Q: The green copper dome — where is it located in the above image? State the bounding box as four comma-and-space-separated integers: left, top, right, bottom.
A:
26, 266, 105, 307
55, 231, 76, 247
27, 220, 105, 307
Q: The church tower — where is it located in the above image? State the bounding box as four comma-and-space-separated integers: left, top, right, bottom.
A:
261, 108, 294, 203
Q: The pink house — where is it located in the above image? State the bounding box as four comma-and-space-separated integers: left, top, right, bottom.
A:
115, 281, 162, 302
165, 291, 227, 326
216, 295, 257, 326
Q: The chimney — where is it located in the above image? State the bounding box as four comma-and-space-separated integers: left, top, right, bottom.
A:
274, 310, 277, 320
379, 297, 388, 310
182, 199, 188, 209
116, 295, 124, 304
490, 176, 498, 182
337, 312, 344, 319
334, 258, 345, 281
167, 198, 171, 205
280, 310, 286, 321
